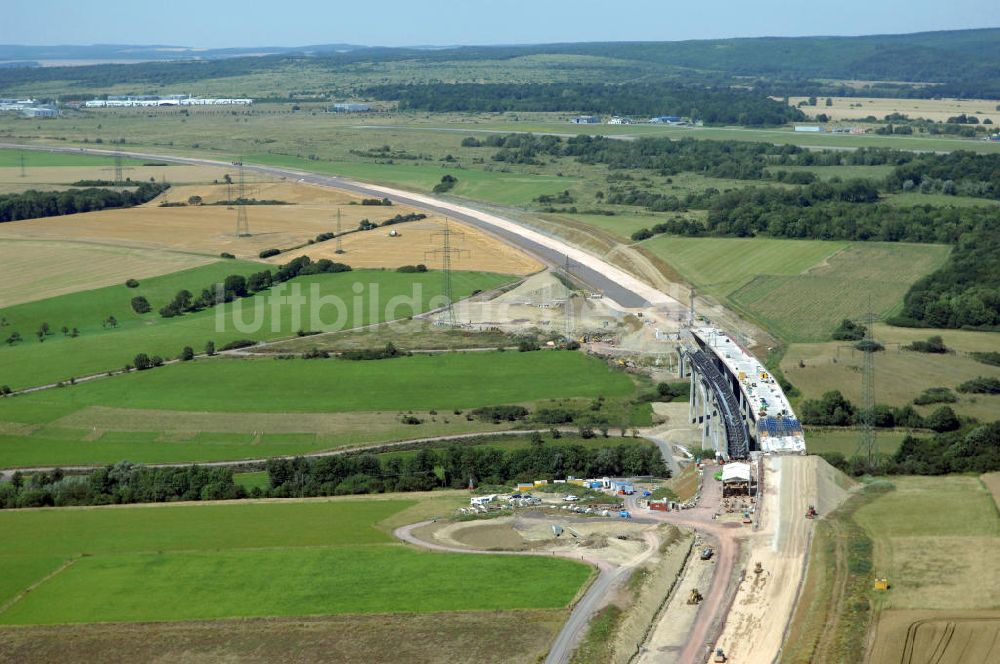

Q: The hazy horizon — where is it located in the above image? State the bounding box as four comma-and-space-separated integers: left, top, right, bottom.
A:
4, 0, 999, 50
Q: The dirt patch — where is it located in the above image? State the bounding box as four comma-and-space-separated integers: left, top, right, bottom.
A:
869, 610, 1000, 664
716, 455, 853, 664
451, 522, 527, 550
0, 610, 567, 664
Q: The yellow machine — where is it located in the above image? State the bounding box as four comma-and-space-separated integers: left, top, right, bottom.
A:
874, 578, 890, 591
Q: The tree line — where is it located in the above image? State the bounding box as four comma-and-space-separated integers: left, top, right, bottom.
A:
364, 82, 805, 126
265, 436, 668, 497
0, 182, 168, 222
822, 421, 1000, 477
0, 462, 245, 509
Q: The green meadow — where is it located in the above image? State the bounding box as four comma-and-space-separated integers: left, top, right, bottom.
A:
0, 266, 514, 389
0, 499, 590, 624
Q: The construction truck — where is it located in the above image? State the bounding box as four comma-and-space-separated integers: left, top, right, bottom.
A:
687, 589, 703, 605
805, 505, 817, 519
713, 647, 728, 662
874, 578, 890, 591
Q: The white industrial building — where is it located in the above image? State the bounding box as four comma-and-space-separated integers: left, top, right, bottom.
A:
84, 96, 253, 108
329, 102, 371, 113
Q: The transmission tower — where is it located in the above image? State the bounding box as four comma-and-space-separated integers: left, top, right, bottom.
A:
425, 219, 469, 325
561, 254, 580, 340
234, 161, 250, 237
689, 287, 696, 326
19, 152, 26, 178
335, 209, 345, 254
855, 309, 880, 466
113, 151, 124, 185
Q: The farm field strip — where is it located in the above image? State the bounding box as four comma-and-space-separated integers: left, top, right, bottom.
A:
0, 268, 514, 389
0, 499, 589, 625
641, 236, 949, 341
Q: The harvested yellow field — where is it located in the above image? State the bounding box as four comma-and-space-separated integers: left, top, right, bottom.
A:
146, 181, 361, 206
0, 199, 424, 261
787, 96, 1000, 124
276, 217, 543, 275
0, 239, 213, 307
870, 610, 1000, 664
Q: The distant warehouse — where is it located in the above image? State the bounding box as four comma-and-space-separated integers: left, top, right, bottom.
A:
571, 115, 601, 124
22, 106, 58, 118
84, 96, 253, 108
793, 125, 823, 133
329, 102, 372, 113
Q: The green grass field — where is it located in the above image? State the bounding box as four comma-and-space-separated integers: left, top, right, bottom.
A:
0, 149, 143, 168
0, 266, 514, 389
804, 428, 906, 457
1, 352, 631, 418
641, 237, 950, 341
0, 499, 590, 624
234, 470, 269, 490
0, 351, 636, 467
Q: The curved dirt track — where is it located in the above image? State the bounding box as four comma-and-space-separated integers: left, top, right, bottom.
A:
394, 520, 658, 664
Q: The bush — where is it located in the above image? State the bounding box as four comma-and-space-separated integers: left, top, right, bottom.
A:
340, 342, 408, 361
957, 376, 1000, 394
469, 405, 530, 422
205, 340, 216, 356
854, 339, 884, 352
913, 387, 957, 405
130, 295, 151, 314
533, 407, 576, 424
133, 353, 152, 371
832, 319, 866, 341
219, 339, 257, 351
433, 175, 458, 194
970, 351, 1000, 367
125, 278, 140, 288
361, 197, 392, 206
396, 264, 428, 273
179, 346, 195, 361
259, 248, 281, 258
904, 335, 949, 353
301, 348, 330, 359
925, 406, 961, 432
220, 252, 236, 259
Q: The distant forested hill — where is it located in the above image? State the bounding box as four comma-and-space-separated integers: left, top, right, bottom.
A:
0, 28, 997, 99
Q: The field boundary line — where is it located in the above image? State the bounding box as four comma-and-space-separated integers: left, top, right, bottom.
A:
0, 557, 78, 617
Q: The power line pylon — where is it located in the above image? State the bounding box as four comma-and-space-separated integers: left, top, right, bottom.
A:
113, 151, 124, 185
855, 309, 880, 466
233, 161, 250, 237
335, 209, 345, 254
19, 152, 26, 178
426, 219, 469, 325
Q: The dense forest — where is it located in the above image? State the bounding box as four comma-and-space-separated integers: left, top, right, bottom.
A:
0, 182, 168, 222
362, 83, 804, 126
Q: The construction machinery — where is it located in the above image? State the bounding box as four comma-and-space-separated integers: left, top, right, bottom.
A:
687, 589, 703, 605
713, 647, 728, 662
806, 505, 818, 519
874, 578, 890, 591
700, 546, 715, 561
754, 561, 764, 575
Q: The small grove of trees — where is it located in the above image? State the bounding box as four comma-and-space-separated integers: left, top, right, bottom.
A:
799, 390, 961, 432
0, 182, 169, 223
831, 319, 866, 341
0, 462, 245, 509
157, 256, 351, 319
133, 353, 164, 371
396, 264, 428, 273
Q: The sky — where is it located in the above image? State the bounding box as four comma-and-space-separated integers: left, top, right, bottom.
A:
4, 0, 998, 47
